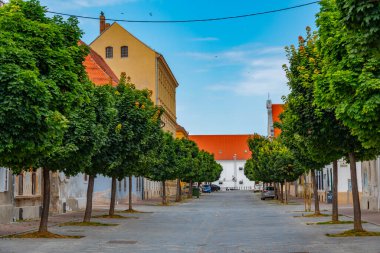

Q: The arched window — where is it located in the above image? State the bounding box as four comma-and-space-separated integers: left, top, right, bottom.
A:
121, 46, 128, 58
105, 46, 113, 58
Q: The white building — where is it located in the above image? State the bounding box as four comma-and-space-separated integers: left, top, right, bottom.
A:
189, 135, 255, 190
316, 159, 362, 205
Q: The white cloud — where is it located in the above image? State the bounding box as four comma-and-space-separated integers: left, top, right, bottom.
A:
201, 45, 289, 97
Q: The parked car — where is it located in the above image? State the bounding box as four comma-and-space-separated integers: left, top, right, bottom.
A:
261, 186, 275, 200
253, 184, 263, 192
201, 184, 212, 193
210, 184, 220, 192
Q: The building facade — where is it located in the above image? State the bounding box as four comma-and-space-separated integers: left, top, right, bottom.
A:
0, 168, 14, 223
0, 168, 43, 223
90, 14, 178, 135
189, 135, 255, 190
315, 160, 362, 205
361, 157, 380, 211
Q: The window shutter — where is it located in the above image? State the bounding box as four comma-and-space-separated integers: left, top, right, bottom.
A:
0, 168, 5, 192
5, 168, 8, 191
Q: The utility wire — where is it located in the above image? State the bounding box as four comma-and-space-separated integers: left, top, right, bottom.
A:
46, 1, 320, 23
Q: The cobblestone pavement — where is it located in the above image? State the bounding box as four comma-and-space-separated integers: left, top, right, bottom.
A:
1, 191, 380, 253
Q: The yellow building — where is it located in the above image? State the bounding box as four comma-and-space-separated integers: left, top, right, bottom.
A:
90, 13, 178, 135
176, 124, 189, 140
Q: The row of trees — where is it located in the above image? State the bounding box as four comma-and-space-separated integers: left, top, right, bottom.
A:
245, 0, 379, 233
0, 0, 222, 235
244, 135, 304, 204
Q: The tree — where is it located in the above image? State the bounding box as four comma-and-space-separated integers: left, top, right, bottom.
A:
193, 150, 222, 185
105, 74, 164, 215
315, 0, 380, 150
83, 84, 117, 222
177, 139, 200, 198
174, 138, 199, 202
0, 0, 90, 234
147, 131, 177, 205
280, 27, 353, 219
245, 135, 303, 203
315, 0, 379, 231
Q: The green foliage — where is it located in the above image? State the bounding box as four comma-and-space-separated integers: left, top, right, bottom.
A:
245, 135, 302, 183
336, 0, 380, 46
85, 84, 118, 177
194, 150, 222, 183
280, 27, 351, 169
174, 138, 200, 182
0, 0, 87, 172
315, 0, 380, 151
106, 74, 164, 180
146, 132, 177, 182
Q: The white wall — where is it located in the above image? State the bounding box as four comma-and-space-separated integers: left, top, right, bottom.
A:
320, 159, 362, 193
214, 160, 255, 190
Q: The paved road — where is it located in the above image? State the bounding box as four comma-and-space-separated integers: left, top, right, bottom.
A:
1, 191, 380, 253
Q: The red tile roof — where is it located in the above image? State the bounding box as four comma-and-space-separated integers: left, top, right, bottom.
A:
272, 104, 284, 137
189, 135, 252, 161
80, 41, 119, 86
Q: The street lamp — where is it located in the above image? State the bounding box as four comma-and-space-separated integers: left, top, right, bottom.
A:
233, 154, 237, 189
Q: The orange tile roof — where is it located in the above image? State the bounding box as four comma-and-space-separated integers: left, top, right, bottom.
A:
189, 135, 252, 160
272, 104, 284, 137
80, 41, 119, 86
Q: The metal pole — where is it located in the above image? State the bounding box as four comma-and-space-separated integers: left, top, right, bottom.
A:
233, 154, 237, 189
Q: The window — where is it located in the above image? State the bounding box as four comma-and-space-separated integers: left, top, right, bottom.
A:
0, 168, 9, 192
118, 179, 122, 191
84, 174, 88, 182
121, 46, 128, 58
136, 177, 139, 191
105, 46, 113, 58
124, 178, 127, 192
32, 172, 36, 195
18, 174, 23, 195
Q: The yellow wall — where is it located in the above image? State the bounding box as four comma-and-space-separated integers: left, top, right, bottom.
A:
90, 22, 177, 135
176, 131, 187, 139
90, 23, 157, 98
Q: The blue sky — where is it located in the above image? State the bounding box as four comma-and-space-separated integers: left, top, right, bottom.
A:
39, 0, 320, 136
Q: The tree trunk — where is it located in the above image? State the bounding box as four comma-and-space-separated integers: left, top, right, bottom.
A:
176, 179, 181, 202
179, 180, 183, 199
280, 182, 284, 203
128, 176, 133, 211
295, 180, 298, 198
332, 160, 339, 222
83, 175, 95, 222
303, 174, 307, 212
311, 170, 320, 215
39, 167, 50, 233
109, 176, 117, 216
188, 180, 193, 198
349, 153, 364, 232
162, 180, 167, 205
273, 183, 277, 200
285, 180, 288, 205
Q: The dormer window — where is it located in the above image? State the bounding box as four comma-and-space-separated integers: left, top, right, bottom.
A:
121, 46, 128, 58
105, 46, 113, 58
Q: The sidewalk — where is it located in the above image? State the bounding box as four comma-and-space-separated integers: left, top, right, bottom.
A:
288, 196, 380, 226
0, 195, 190, 237
0, 209, 106, 237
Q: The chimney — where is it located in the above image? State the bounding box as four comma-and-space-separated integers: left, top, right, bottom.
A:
100, 11, 106, 34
